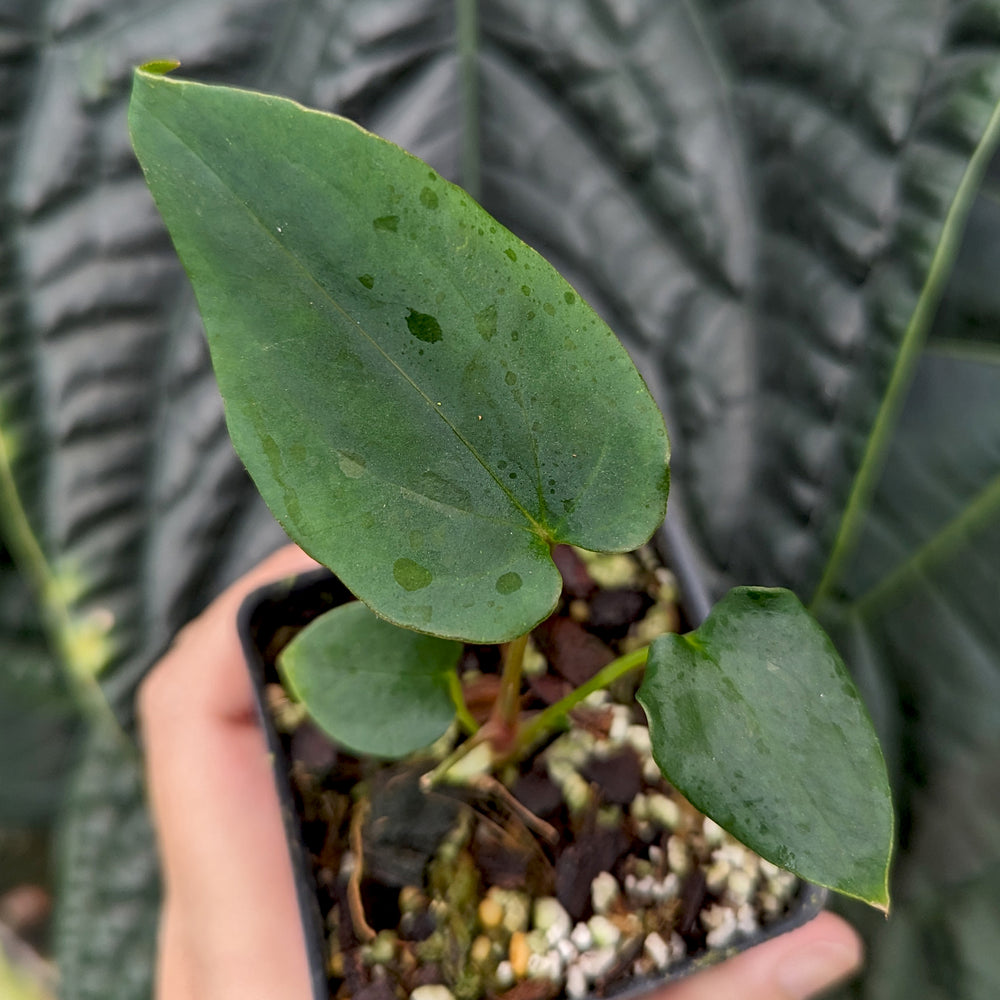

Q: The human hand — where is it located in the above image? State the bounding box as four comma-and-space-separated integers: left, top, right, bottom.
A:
139, 546, 863, 1000
139, 545, 320, 1000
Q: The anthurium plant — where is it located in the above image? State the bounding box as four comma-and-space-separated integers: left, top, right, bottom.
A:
128, 64, 893, 911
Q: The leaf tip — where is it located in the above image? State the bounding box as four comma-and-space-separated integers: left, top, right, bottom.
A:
138, 59, 181, 77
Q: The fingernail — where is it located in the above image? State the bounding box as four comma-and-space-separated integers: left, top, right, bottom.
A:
776, 941, 860, 998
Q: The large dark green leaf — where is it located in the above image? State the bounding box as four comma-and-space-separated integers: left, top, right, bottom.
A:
822, 348, 1000, 998
639, 587, 893, 908
128, 70, 669, 643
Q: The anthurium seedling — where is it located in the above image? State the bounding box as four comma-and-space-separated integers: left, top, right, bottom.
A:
129, 64, 893, 910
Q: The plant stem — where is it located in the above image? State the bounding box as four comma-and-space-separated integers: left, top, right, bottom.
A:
514, 646, 650, 755
495, 631, 529, 730
421, 727, 489, 789
448, 671, 480, 735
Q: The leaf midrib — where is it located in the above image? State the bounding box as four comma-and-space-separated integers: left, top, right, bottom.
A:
137, 84, 553, 541
811, 95, 1000, 611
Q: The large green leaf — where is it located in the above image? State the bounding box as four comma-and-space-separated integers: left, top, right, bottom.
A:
279, 601, 462, 757
128, 69, 669, 644
639, 587, 893, 909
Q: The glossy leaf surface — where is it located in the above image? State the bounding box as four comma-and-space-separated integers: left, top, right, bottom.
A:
128, 70, 670, 643
279, 602, 461, 758
639, 587, 893, 908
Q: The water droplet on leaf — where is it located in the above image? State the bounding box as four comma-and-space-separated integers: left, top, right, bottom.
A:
393, 558, 433, 592
496, 572, 523, 595
337, 451, 366, 479
475, 303, 497, 342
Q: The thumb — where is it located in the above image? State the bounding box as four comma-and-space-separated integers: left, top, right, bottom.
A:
654, 911, 863, 1000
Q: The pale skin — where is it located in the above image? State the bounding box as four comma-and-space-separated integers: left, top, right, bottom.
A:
139, 545, 863, 1000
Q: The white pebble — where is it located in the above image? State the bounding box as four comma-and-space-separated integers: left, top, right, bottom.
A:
410, 987, 455, 1000
625, 724, 652, 755
727, 869, 756, 905
608, 705, 631, 743
646, 793, 680, 830
703, 906, 738, 948
561, 772, 593, 813
702, 817, 725, 846
565, 964, 589, 999
666, 835, 690, 876
494, 961, 514, 988
643, 756, 664, 783
736, 903, 758, 936
643, 932, 670, 970
533, 897, 571, 942
590, 871, 620, 915
577, 946, 617, 981
705, 858, 731, 892
668, 932, 687, 962
759, 859, 781, 878
652, 873, 680, 901
629, 875, 656, 903
527, 950, 562, 981
588, 914, 621, 949
556, 938, 578, 964
570, 922, 594, 952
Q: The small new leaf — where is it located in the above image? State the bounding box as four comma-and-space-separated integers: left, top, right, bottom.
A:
278, 601, 462, 759
637, 587, 894, 909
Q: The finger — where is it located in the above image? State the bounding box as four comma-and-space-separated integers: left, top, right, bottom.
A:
140, 544, 321, 1000
656, 912, 862, 1000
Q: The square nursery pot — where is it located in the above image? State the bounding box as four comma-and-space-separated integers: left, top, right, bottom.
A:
238, 556, 827, 1000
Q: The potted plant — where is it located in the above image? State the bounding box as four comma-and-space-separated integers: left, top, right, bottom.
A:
127, 63, 893, 999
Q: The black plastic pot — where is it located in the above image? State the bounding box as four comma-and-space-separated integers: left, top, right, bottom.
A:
239, 568, 828, 1000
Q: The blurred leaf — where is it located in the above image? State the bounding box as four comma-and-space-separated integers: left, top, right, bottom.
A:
53, 722, 159, 1000
0, 547, 78, 825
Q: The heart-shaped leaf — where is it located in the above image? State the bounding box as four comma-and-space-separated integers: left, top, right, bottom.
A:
638, 586, 894, 909
128, 69, 669, 643
278, 602, 462, 758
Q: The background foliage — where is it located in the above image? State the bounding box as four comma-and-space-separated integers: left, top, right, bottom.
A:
1, 1, 999, 997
